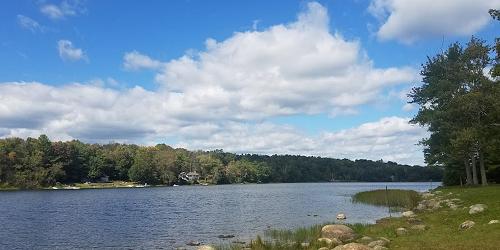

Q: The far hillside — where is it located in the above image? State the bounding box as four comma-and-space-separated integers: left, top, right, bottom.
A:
0, 135, 442, 189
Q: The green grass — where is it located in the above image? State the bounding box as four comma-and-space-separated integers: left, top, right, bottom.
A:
225, 185, 500, 250
352, 189, 421, 211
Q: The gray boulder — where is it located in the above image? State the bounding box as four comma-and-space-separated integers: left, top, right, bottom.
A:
459, 220, 475, 230
396, 227, 408, 236
402, 211, 416, 217
469, 204, 487, 214
321, 224, 356, 242
368, 239, 388, 247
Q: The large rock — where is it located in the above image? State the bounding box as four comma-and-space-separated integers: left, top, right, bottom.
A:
402, 211, 416, 218
396, 227, 408, 236
318, 237, 342, 247
318, 248, 330, 250
358, 236, 373, 244
339, 243, 372, 250
321, 224, 356, 242
318, 237, 333, 245
469, 204, 487, 214
421, 192, 435, 199
378, 237, 390, 244
459, 220, 475, 230
488, 220, 499, 224
407, 217, 423, 224
367, 240, 388, 248
410, 224, 427, 231
416, 199, 441, 210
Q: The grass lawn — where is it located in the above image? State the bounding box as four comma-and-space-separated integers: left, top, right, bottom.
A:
356, 185, 500, 250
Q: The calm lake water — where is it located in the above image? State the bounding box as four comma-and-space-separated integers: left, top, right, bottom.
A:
0, 182, 437, 249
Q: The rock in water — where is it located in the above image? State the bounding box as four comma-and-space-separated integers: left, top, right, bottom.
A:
217, 234, 235, 239
337, 213, 347, 220
459, 220, 475, 230
488, 220, 499, 224
187, 241, 201, 246
402, 211, 416, 217
321, 224, 356, 242
396, 227, 408, 236
469, 204, 487, 214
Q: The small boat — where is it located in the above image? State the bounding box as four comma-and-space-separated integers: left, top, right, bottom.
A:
173, 184, 179, 187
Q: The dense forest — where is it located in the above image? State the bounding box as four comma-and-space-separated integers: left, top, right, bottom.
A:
0, 135, 442, 189
408, 10, 500, 186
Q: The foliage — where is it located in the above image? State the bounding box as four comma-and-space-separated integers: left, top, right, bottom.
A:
408, 33, 500, 185
0, 135, 442, 189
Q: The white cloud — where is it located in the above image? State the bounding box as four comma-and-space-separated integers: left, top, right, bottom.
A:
369, 0, 500, 43
0, 82, 425, 164
176, 117, 426, 165
1, 2, 427, 165
123, 51, 163, 71
152, 2, 417, 119
40, 0, 86, 20
57, 40, 87, 62
17, 15, 45, 33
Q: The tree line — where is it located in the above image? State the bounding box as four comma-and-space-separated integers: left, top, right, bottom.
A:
0, 135, 442, 189
408, 10, 500, 186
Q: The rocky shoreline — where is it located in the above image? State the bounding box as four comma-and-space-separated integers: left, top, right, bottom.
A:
188, 188, 499, 250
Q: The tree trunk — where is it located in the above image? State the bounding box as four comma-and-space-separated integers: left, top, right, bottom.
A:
479, 151, 488, 186
471, 155, 478, 185
464, 158, 472, 185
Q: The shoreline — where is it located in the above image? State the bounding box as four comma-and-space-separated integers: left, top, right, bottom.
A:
0, 180, 439, 192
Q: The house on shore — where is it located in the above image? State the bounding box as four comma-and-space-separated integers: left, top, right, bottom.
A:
179, 171, 200, 182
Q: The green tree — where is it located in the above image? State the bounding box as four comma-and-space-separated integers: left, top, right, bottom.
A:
129, 147, 159, 184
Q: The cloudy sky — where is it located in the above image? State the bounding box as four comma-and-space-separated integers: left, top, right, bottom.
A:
1, 0, 499, 165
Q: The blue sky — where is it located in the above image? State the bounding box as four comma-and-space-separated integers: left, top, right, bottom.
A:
1, 0, 499, 165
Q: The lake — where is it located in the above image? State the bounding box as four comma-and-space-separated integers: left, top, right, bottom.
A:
0, 182, 436, 249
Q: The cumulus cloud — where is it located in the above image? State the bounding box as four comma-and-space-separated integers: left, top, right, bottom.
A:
17, 15, 45, 33
1, 2, 426, 164
123, 51, 164, 71
40, 0, 86, 20
0, 82, 425, 164
369, 0, 500, 43
152, 2, 417, 118
176, 117, 427, 165
57, 40, 87, 62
